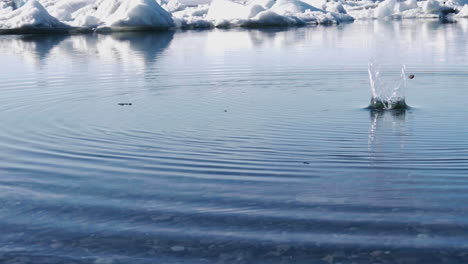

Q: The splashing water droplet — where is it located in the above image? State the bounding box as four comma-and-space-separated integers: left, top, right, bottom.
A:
368, 62, 408, 110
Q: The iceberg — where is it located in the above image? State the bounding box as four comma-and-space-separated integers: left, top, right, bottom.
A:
0, 0, 68, 31
345, 0, 465, 19
72, 0, 174, 30
0, 0, 467, 33
203, 0, 352, 27
455, 4, 468, 17
172, 4, 211, 28
0, 0, 174, 32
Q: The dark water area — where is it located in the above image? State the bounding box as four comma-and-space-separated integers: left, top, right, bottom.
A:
0, 20, 468, 263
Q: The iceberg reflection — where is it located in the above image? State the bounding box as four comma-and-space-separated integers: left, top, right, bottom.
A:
0, 31, 174, 69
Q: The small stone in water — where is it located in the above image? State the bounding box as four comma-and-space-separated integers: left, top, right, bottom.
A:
408, 74, 415, 79
224, 110, 227, 112
171, 246, 185, 252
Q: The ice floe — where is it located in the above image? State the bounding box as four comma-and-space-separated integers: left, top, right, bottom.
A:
0, 0, 67, 30
455, 4, 468, 17
0, 0, 467, 33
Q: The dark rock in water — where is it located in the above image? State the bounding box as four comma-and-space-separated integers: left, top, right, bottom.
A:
118, 103, 132, 106
224, 110, 227, 112
408, 74, 415, 79
303, 162, 310, 165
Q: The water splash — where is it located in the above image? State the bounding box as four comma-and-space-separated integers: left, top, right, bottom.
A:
368, 62, 408, 110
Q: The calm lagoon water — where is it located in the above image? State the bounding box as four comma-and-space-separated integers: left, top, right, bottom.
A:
0, 20, 468, 263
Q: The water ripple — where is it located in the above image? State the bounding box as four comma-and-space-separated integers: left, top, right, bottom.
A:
1, 21, 468, 263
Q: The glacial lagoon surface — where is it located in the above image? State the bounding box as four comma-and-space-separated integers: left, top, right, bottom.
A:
0, 20, 468, 263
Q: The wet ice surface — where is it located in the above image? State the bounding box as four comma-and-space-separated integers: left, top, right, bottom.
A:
0, 20, 468, 263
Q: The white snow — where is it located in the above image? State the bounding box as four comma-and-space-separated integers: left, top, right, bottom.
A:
0, 0, 467, 32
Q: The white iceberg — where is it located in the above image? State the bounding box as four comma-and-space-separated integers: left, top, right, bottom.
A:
345, 0, 461, 19
203, 0, 352, 27
0, 0, 68, 30
455, 4, 468, 16
0, 0, 467, 33
72, 0, 174, 30
0, 0, 174, 31
172, 4, 211, 28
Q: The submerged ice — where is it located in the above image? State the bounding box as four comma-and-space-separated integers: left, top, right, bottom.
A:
0, 0, 467, 31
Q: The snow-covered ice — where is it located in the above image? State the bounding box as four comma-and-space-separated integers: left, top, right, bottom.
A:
0, 0, 67, 30
0, 0, 467, 32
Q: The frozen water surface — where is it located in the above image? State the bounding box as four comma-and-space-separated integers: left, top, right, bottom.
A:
0, 20, 468, 263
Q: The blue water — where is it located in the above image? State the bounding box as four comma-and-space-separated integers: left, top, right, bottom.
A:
0, 20, 468, 263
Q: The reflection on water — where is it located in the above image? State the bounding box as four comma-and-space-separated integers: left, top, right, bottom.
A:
0, 31, 174, 69
18, 35, 68, 61
0, 19, 466, 70
368, 109, 408, 163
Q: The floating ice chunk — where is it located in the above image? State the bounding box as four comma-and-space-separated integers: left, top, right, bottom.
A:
269, 0, 353, 24
302, 0, 348, 14
247, 0, 276, 9
205, 0, 293, 27
398, 0, 418, 12
2, 0, 464, 33
324, 1, 348, 14
298, 8, 353, 22
448, 0, 468, 6
204, 0, 351, 27
1, 0, 26, 10
270, 0, 325, 16
455, 4, 468, 16
344, 1, 377, 19
206, 0, 251, 21
419, 0, 458, 16
302, 0, 327, 9
172, 4, 212, 28
15, 0, 26, 8
162, 0, 186, 13
73, 0, 174, 29
370, 0, 442, 19
0, 0, 67, 29
422, 0, 441, 13
46, 0, 95, 21
172, 4, 209, 18
246, 9, 298, 26
374, 0, 397, 18
0, 3, 12, 15
249, 4, 267, 17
